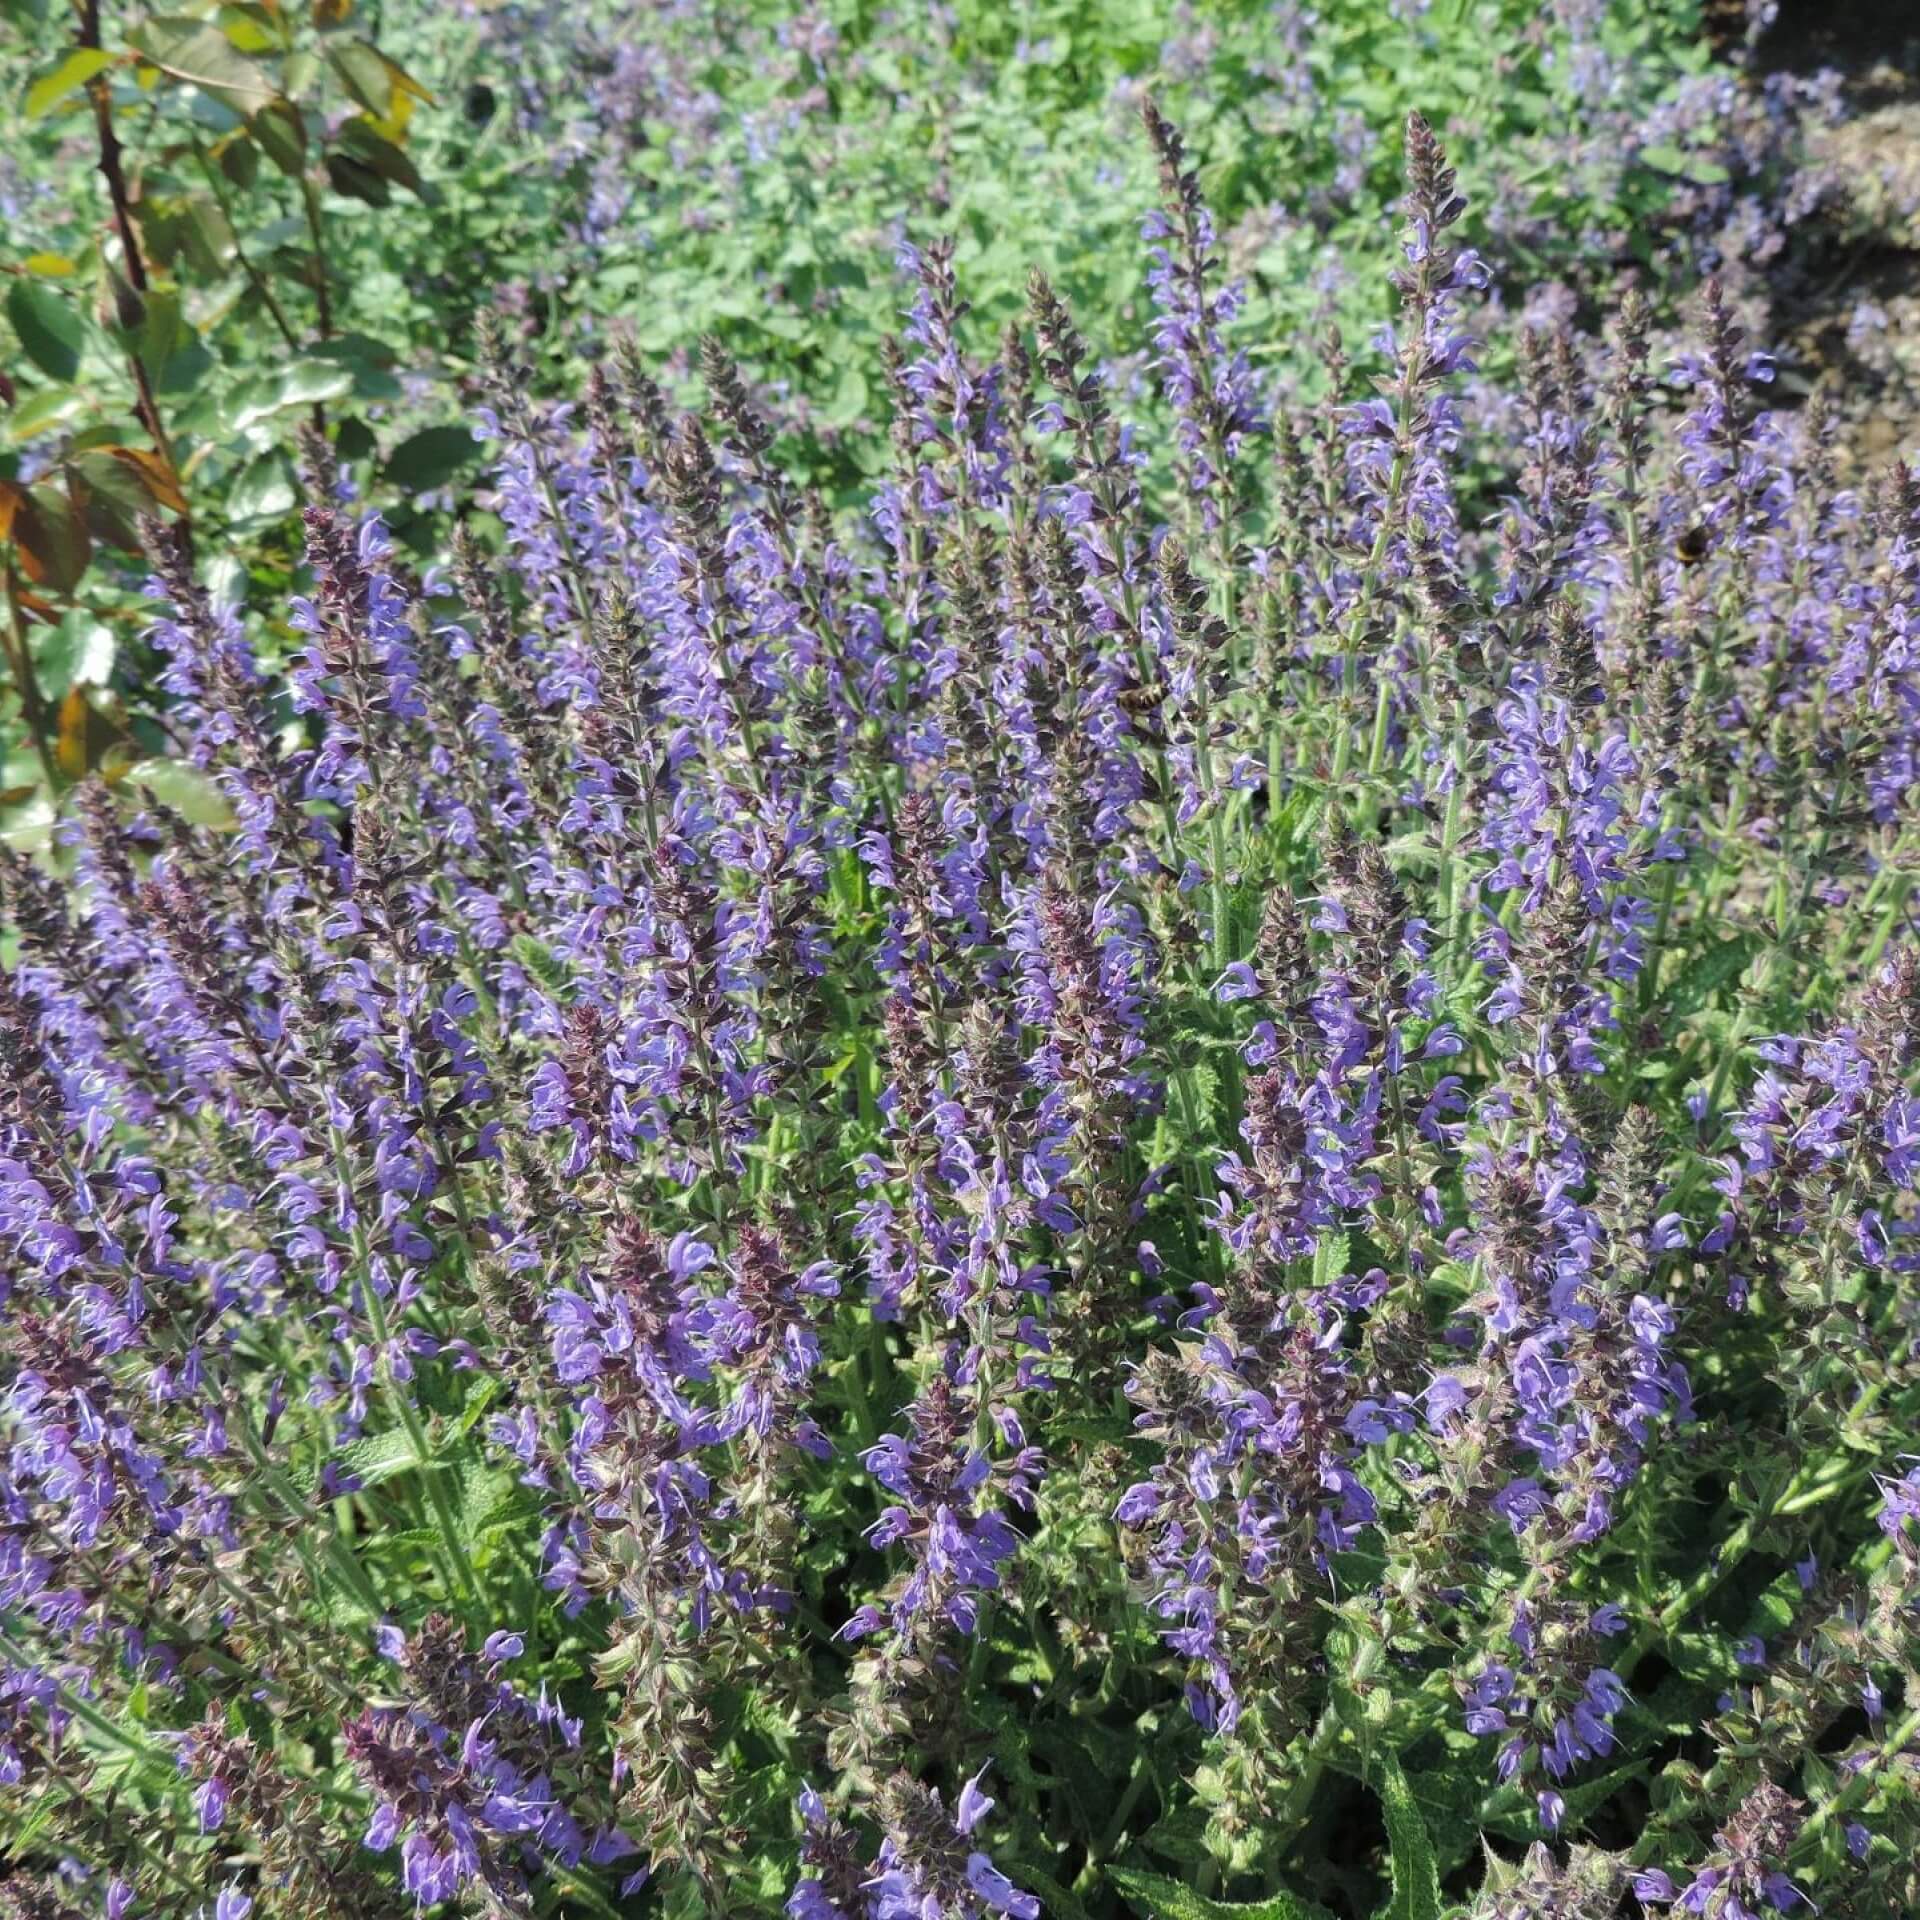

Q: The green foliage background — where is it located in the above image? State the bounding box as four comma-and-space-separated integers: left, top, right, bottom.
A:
0, 0, 1748, 827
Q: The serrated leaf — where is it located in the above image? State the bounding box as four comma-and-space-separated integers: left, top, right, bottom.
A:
1312, 1229, 1350, 1287
1376, 1756, 1442, 1920
308, 1425, 422, 1495
1108, 1864, 1330, 1920
1481, 1759, 1647, 1842
457, 1458, 527, 1541
1015, 1864, 1096, 1920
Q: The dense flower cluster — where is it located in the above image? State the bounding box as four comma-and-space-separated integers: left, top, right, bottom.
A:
2, 105, 1919, 1920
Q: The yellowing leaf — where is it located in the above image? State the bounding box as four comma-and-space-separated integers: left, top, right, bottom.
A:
56, 687, 93, 780
54, 688, 133, 782
382, 51, 434, 105
21, 253, 79, 278
217, 4, 283, 54
112, 447, 191, 515
12, 484, 92, 593
362, 83, 413, 143
23, 46, 115, 119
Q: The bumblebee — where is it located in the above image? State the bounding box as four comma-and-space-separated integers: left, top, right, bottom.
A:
1674, 523, 1711, 566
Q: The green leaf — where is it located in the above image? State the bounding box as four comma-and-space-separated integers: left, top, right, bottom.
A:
225, 449, 297, 521
1015, 1864, 1096, 1920
1637, 142, 1691, 178
7, 279, 84, 381
23, 45, 114, 118
824, 364, 870, 425
5, 386, 85, 444
66, 448, 171, 524
138, 294, 193, 388
248, 96, 307, 174
324, 38, 396, 116
324, 150, 391, 206
123, 758, 235, 827
127, 15, 278, 115
303, 1425, 425, 1497
34, 619, 116, 699
1311, 1229, 1350, 1288
3, 1797, 58, 1856
444, 1375, 502, 1444
1663, 931, 1762, 1016
281, 357, 357, 406
1376, 1756, 1443, 1920
335, 118, 428, 198
384, 424, 480, 492
228, 359, 353, 434
1107, 1865, 1331, 1920
1482, 1759, 1647, 1842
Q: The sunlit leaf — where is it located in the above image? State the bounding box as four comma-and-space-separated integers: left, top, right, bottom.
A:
127, 14, 278, 116
35, 618, 117, 698
1108, 1866, 1331, 1920
323, 36, 391, 116
122, 757, 235, 826
1376, 1757, 1442, 1920
112, 446, 190, 514
22, 45, 114, 118
228, 358, 353, 434
217, 2, 283, 53
225, 448, 297, 520
53, 687, 134, 784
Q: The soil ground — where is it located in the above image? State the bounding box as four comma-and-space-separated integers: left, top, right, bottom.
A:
1741, 0, 1920, 468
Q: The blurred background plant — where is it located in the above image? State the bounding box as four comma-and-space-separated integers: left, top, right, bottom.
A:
0, 0, 449, 826
0, 0, 1903, 835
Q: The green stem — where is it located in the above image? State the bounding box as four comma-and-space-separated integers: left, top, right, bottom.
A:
361, 1267, 481, 1610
